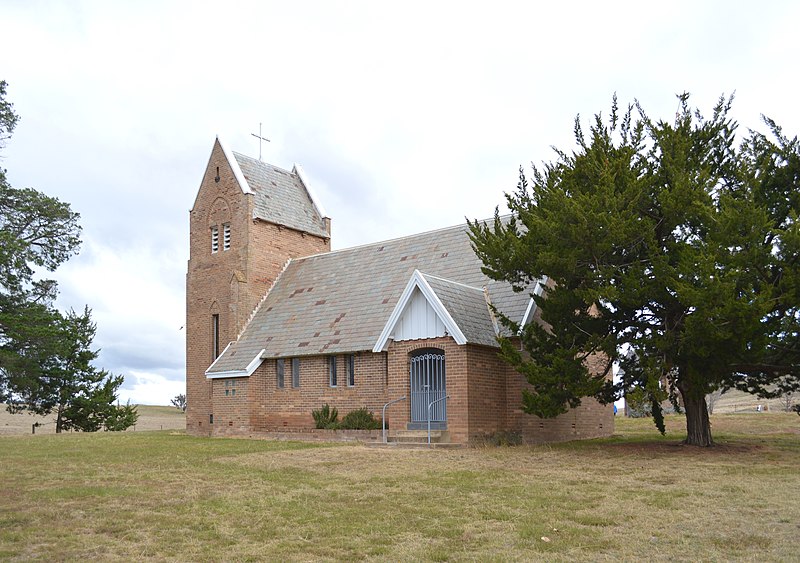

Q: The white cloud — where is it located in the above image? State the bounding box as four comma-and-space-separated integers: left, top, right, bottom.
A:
118, 369, 185, 406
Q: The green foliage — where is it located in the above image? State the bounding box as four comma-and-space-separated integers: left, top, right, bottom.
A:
625, 384, 668, 430
312, 403, 339, 429
0, 81, 83, 406
5, 306, 135, 432
340, 408, 381, 430
469, 93, 800, 446
62, 372, 138, 432
0, 80, 18, 148
102, 401, 139, 432
0, 81, 130, 432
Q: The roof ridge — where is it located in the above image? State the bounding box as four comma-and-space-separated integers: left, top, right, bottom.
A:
420, 272, 485, 292
231, 151, 296, 176
291, 214, 510, 263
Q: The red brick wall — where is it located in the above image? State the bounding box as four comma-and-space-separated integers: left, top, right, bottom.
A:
466, 345, 508, 439
245, 222, 330, 330
186, 140, 330, 436
247, 352, 390, 431
210, 377, 249, 436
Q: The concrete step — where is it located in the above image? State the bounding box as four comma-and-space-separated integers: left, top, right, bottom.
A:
365, 441, 463, 449
387, 429, 450, 444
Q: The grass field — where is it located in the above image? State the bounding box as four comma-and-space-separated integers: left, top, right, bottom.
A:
0, 413, 798, 561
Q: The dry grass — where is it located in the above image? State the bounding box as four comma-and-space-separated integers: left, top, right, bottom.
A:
0, 413, 798, 561
710, 389, 796, 414
0, 404, 185, 435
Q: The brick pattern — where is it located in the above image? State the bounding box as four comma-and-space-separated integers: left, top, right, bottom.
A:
466, 345, 508, 439
247, 353, 390, 430
210, 377, 249, 436
186, 140, 330, 436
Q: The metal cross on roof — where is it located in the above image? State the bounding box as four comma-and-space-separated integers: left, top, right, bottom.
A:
250, 122, 270, 161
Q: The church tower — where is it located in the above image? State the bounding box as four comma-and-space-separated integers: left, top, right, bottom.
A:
185, 139, 331, 435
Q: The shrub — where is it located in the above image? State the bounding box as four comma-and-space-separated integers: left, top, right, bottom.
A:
340, 408, 381, 430
312, 404, 338, 429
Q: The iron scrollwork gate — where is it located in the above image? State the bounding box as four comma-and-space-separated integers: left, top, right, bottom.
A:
410, 349, 446, 427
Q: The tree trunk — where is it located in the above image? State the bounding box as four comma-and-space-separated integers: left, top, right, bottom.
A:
55, 403, 63, 434
680, 388, 713, 446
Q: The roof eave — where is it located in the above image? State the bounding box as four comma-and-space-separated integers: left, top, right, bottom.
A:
205, 348, 265, 379
217, 136, 253, 195
293, 164, 329, 219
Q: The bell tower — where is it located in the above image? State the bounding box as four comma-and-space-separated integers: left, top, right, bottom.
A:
185, 138, 330, 435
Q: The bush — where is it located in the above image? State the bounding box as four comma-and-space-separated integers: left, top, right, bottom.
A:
340, 408, 381, 430
312, 404, 338, 429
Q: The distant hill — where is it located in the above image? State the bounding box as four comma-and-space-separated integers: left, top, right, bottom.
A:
710, 389, 795, 414
0, 404, 185, 435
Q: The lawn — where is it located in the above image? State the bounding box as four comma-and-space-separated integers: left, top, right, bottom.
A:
0, 414, 797, 561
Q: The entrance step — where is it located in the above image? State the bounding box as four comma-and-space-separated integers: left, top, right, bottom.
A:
388, 429, 450, 444
365, 441, 463, 449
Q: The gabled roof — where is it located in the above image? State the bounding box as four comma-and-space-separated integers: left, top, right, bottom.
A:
373, 271, 498, 352
233, 151, 329, 238
206, 219, 539, 376
422, 273, 500, 347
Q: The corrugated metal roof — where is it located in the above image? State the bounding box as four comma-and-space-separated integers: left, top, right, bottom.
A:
207, 220, 534, 374
233, 152, 328, 238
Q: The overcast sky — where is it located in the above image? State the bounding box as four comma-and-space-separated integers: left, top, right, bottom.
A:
3, 1, 799, 405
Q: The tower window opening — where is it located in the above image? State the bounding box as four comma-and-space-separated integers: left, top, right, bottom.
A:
223, 223, 231, 251
211, 225, 219, 253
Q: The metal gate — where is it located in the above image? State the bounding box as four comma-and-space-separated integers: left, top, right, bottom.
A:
410, 350, 446, 427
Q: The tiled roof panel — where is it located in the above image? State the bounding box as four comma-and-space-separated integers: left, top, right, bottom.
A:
421, 274, 498, 347
234, 153, 328, 238
208, 220, 533, 373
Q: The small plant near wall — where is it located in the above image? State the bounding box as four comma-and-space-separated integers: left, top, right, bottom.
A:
340, 408, 381, 430
312, 404, 339, 429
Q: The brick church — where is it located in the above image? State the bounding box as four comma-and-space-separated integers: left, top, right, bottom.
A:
185, 138, 613, 444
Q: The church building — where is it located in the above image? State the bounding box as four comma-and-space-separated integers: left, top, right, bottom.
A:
185, 139, 613, 444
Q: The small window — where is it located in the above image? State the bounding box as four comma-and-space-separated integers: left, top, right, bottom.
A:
291, 358, 300, 388
209, 414, 214, 424
223, 223, 231, 251
329, 356, 337, 387
276, 359, 285, 388
211, 225, 219, 253
211, 314, 220, 361
224, 380, 237, 396
347, 354, 355, 387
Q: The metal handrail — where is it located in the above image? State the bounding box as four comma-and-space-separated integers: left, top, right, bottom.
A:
428, 395, 450, 446
382, 396, 406, 443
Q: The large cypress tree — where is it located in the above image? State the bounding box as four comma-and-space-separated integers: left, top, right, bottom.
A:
469, 94, 800, 446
